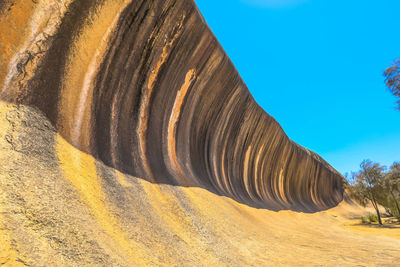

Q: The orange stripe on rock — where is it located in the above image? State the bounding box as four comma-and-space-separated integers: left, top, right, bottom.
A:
137, 15, 186, 180
167, 69, 196, 185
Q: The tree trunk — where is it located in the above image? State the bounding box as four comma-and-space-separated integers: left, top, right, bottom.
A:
375, 205, 383, 225
390, 190, 400, 217
370, 197, 383, 225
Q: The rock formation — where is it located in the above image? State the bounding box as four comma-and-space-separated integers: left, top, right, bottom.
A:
5, 1, 395, 266
0, 0, 343, 211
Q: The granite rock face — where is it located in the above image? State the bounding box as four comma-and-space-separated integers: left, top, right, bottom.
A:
0, 0, 343, 211
0, 0, 349, 265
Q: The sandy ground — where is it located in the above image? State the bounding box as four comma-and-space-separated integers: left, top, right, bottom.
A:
343, 217, 400, 240
0, 101, 399, 266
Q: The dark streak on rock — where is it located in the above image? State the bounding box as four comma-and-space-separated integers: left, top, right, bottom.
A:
1, 0, 344, 212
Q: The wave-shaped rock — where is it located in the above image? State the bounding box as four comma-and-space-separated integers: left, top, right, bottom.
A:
4, 1, 400, 266
0, 0, 343, 212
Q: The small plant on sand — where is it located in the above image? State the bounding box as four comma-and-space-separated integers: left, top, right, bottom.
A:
361, 216, 368, 224
368, 214, 379, 223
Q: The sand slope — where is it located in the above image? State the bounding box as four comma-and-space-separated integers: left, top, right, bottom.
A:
0, 101, 399, 266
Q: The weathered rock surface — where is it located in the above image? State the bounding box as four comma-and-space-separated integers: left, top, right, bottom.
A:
2, 1, 397, 266
0, 0, 342, 211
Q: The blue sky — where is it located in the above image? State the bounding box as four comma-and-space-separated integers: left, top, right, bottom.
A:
195, 0, 400, 175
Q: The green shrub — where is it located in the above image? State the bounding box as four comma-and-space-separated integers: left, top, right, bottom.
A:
361, 216, 368, 224
368, 214, 379, 223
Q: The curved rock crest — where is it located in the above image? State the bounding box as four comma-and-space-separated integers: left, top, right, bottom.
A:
0, 0, 343, 212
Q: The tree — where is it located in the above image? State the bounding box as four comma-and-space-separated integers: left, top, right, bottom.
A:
383, 59, 400, 109
350, 160, 386, 225
384, 162, 400, 217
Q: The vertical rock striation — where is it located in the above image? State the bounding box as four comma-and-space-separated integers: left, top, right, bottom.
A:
0, 0, 343, 212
